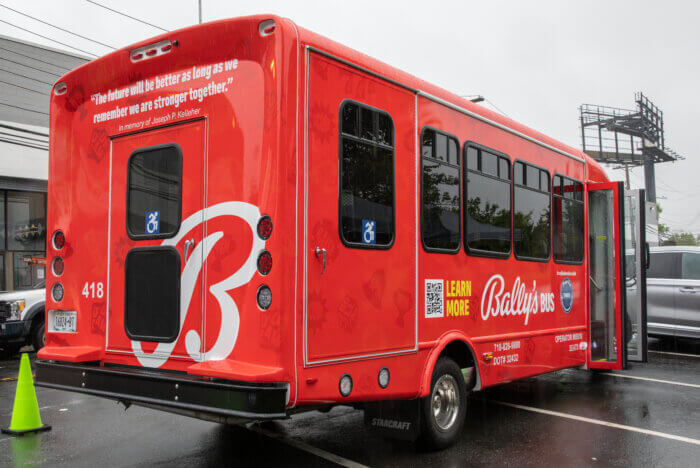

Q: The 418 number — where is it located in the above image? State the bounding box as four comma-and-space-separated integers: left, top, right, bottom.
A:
82, 281, 104, 299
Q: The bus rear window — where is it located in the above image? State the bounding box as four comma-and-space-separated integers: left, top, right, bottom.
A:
339, 101, 395, 247
127, 144, 182, 239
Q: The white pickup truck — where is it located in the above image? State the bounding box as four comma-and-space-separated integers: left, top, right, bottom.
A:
0, 281, 45, 357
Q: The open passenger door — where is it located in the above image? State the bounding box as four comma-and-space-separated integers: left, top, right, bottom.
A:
587, 181, 647, 370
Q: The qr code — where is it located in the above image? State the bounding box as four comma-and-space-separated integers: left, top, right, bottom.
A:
425, 279, 444, 318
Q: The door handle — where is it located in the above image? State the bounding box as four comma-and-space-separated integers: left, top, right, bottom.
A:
184, 238, 195, 261
679, 287, 698, 294
315, 246, 327, 274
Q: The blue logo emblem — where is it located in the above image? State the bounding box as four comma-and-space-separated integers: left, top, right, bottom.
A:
145, 210, 160, 234
560, 278, 573, 313
362, 219, 376, 244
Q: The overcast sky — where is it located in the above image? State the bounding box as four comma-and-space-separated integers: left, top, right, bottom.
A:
1, 0, 698, 233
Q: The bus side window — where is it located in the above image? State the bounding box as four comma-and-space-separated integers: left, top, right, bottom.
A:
553, 175, 584, 263
339, 101, 395, 248
464, 143, 512, 257
421, 127, 460, 252
514, 161, 551, 261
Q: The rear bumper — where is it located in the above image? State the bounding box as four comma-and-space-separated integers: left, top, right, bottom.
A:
35, 360, 288, 420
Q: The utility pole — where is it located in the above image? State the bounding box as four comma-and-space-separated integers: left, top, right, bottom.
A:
198, 0, 202, 24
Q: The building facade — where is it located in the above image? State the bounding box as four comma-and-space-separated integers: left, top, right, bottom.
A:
0, 34, 88, 290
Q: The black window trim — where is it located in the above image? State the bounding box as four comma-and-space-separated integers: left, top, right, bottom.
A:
337, 99, 396, 250
463, 141, 513, 260
420, 125, 461, 254
125, 142, 183, 241
552, 172, 585, 265
513, 158, 552, 263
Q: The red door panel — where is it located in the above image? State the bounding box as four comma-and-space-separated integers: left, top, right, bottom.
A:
305, 53, 416, 363
107, 120, 205, 365
587, 181, 626, 370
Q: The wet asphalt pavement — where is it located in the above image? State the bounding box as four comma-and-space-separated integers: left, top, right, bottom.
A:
1, 337, 699, 467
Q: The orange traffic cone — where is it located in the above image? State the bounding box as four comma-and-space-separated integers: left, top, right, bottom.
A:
1, 353, 51, 436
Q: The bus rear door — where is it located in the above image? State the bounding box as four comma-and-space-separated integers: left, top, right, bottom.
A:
587, 181, 647, 369
106, 120, 206, 364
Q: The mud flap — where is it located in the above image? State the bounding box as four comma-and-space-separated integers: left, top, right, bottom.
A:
364, 399, 421, 441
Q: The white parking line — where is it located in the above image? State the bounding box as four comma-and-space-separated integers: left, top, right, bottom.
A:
494, 401, 700, 446
649, 350, 700, 359
603, 372, 700, 389
249, 424, 369, 468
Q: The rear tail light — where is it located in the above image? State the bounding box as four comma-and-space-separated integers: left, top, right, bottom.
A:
52, 230, 65, 250
52, 257, 64, 276
257, 285, 272, 310
52, 283, 64, 302
257, 250, 272, 275
257, 215, 273, 240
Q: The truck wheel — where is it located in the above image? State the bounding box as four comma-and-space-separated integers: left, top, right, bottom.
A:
419, 357, 467, 450
32, 320, 45, 351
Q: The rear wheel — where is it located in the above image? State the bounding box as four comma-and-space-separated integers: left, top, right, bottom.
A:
32, 320, 45, 351
419, 357, 467, 450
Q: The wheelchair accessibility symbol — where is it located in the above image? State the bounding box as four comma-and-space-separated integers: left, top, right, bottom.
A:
362, 219, 376, 244
146, 210, 160, 234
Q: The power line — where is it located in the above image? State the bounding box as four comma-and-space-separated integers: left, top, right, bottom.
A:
0, 65, 54, 85
0, 18, 99, 57
0, 45, 73, 72
0, 3, 116, 50
0, 101, 48, 115
0, 78, 47, 94
85, 0, 169, 32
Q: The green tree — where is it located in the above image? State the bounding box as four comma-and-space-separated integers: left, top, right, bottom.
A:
662, 231, 698, 246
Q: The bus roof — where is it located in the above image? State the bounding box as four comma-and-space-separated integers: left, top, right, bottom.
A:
291, 18, 606, 180
52, 14, 608, 182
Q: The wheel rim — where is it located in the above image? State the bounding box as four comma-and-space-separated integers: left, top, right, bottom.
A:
431, 374, 459, 431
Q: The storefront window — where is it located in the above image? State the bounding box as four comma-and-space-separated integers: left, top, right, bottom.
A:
12, 252, 44, 290
6, 191, 46, 251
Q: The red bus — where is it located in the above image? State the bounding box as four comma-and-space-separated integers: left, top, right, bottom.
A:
36, 15, 647, 448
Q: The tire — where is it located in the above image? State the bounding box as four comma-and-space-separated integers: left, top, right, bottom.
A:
32, 320, 45, 351
418, 357, 467, 450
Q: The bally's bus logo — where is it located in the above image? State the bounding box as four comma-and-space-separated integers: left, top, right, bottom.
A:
131, 201, 264, 368
560, 278, 573, 313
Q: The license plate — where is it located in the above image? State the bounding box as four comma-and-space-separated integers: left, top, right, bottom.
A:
50, 310, 77, 333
